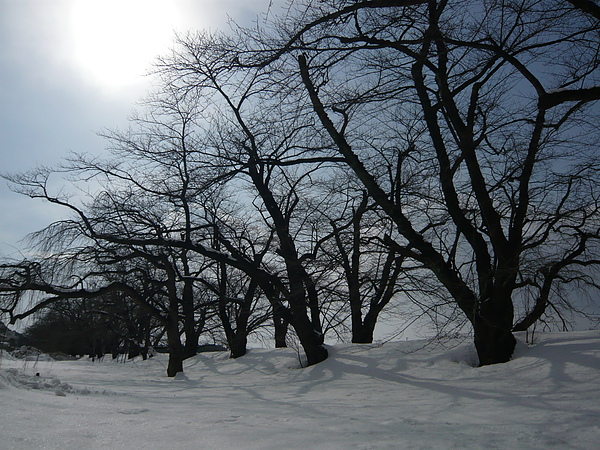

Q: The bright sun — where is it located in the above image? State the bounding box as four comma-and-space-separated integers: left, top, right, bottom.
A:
68, 0, 181, 90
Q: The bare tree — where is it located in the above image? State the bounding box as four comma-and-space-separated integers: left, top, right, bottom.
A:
1, 90, 225, 376
244, 0, 600, 364
4, 1, 598, 373
157, 34, 339, 365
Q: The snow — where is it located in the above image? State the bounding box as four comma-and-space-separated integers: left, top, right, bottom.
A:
1, 331, 599, 449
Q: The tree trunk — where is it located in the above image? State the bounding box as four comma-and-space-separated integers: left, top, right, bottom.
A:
230, 333, 248, 359
273, 305, 288, 348
350, 292, 373, 343
165, 319, 184, 377
351, 309, 379, 344
182, 324, 199, 358
288, 309, 328, 366
352, 326, 374, 344
350, 292, 388, 344
303, 269, 324, 343
229, 280, 257, 359
246, 156, 325, 359
286, 276, 327, 365
216, 261, 249, 358
473, 294, 516, 366
162, 255, 186, 376
181, 279, 199, 359
300, 334, 328, 366
219, 300, 249, 359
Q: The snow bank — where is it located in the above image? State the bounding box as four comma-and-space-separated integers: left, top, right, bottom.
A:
0, 368, 87, 396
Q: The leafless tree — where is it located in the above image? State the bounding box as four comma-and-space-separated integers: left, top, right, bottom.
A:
3, 1, 598, 373
1, 91, 227, 376
241, 0, 600, 364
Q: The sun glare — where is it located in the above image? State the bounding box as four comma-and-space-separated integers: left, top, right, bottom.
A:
68, 0, 181, 90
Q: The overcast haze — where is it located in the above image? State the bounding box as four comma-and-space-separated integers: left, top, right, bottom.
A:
0, 0, 276, 257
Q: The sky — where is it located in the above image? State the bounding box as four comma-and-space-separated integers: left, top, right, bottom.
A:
0, 0, 278, 258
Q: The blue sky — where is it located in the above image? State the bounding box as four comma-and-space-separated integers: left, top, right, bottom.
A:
0, 0, 276, 257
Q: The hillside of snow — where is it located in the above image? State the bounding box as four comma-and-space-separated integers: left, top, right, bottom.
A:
1, 331, 599, 449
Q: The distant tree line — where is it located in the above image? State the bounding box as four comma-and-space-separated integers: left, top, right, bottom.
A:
22, 293, 162, 360
1, 0, 599, 376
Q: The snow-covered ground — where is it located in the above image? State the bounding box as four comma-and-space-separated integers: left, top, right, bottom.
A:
1, 331, 599, 449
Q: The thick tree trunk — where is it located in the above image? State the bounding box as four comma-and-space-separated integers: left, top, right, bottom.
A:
473, 294, 516, 366
229, 282, 256, 359
217, 261, 249, 359
352, 326, 374, 344
288, 310, 328, 366
165, 319, 184, 377
182, 325, 199, 358
273, 305, 288, 348
303, 270, 324, 342
299, 334, 328, 366
351, 309, 379, 343
230, 333, 248, 359
287, 281, 327, 365
474, 324, 516, 366
181, 280, 199, 359
167, 351, 184, 377
220, 302, 250, 359
350, 292, 385, 344
350, 286, 373, 343
348, 271, 367, 343
182, 334, 198, 358
350, 294, 388, 344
